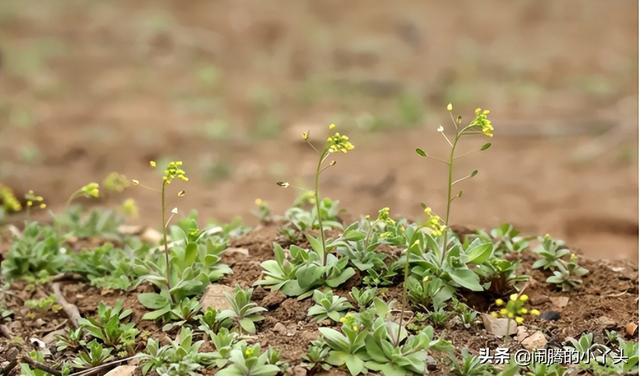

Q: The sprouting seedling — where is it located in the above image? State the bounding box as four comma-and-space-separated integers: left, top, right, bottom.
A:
416, 104, 493, 264
149, 160, 189, 298
278, 123, 354, 266
65, 182, 100, 207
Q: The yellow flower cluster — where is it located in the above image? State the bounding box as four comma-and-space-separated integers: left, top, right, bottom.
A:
376, 207, 396, 226
339, 312, 360, 332
490, 293, 540, 324
80, 182, 100, 199
0, 185, 21, 212
103, 172, 130, 193
327, 132, 354, 154
161, 161, 189, 184
423, 207, 445, 237
469, 108, 494, 138
25, 190, 46, 209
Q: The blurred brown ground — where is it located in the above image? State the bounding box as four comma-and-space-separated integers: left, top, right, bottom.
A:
0, 1, 637, 262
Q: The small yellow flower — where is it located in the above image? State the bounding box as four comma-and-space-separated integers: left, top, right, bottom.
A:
469, 107, 493, 138
490, 312, 498, 318
149, 160, 157, 168
327, 132, 354, 154
80, 182, 100, 199
422, 275, 430, 282
339, 317, 347, 323
520, 308, 528, 314
121, 198, 138, 218
131, 179, 140, 185
510, 293, 518, 301
255, 198, 264, 206
244, 347, 255, 357
530, 309, 541, 316
499, 308, 508, 315
329, 123, 336, 130
447, 103, 453, 112
0, 185, 22, 212
515, 317, 524, 324
163, 161, 189, 184
25, 190, 45, 209
507, 312, 514, 318
519, 294, 529, 302
422, 206, 445, 237
352, 325, 359, 332
495, 299, 504, 306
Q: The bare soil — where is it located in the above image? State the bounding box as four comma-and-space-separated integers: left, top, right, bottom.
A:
0, 223, 636, 375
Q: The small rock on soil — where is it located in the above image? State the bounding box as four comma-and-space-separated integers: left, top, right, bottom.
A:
481, 314, 517, 338
200, 284, 234, 311
521, 331, 548, 350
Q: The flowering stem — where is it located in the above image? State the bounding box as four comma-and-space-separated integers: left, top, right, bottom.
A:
161, 182, 173, 302
314, 150, 329, 266
440, 132, 460, 265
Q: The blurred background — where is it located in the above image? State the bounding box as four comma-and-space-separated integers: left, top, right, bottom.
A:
0, 1, 637, 261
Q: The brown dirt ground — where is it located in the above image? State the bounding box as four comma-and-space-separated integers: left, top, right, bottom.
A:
0, 224, 636, 375
0, 0, 636, 265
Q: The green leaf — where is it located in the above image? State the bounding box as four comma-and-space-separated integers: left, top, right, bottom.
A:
465, 241, 493, 264
415, 148, 427, 157
448, 269, 483, 291
345, 355, 365, 376
239, 318, 256, 333
365, 336, 387, 363
326, 267, 355, 288
251, 365, 280, 376
296, 265, 323, 290
319, 328, 350, 352
480, 142, 492, 151
184, 242, 198, 266
141, 305, 171, 321
306, 235, 323, 254
342, 230, 366, 241
137, 293, 169, 309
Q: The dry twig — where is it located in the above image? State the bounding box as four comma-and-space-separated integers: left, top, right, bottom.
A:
51, 283, 81, 328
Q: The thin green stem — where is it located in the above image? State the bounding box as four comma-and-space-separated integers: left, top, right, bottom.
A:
440, 133, 461, 266
314, 150, 329, 266
396, 252, 410, 345
161, 182, 173, 303
64, 190, 80, 208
